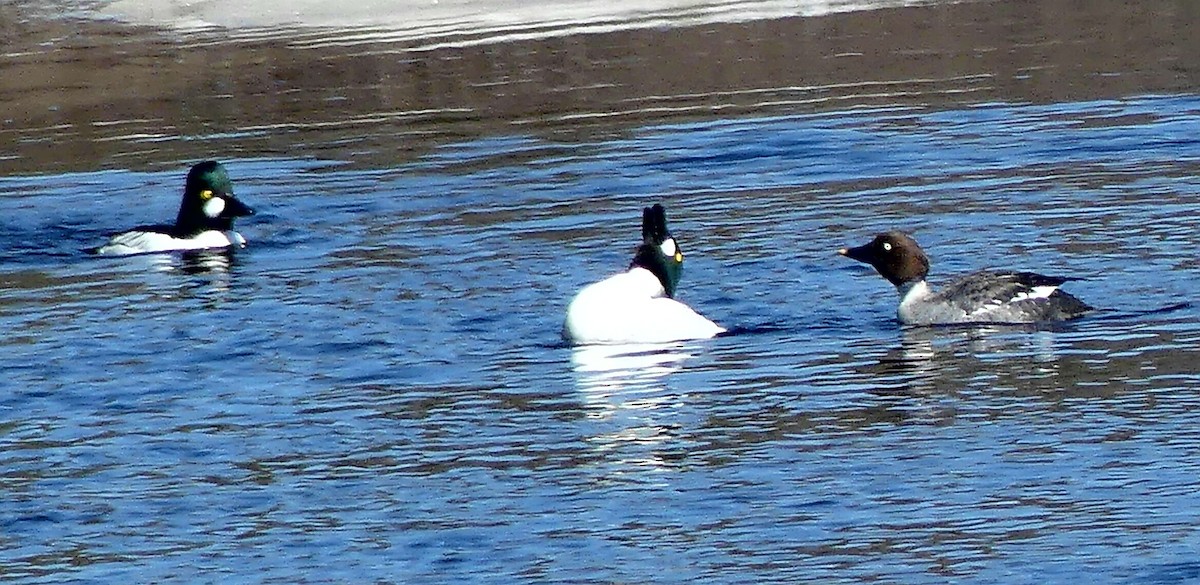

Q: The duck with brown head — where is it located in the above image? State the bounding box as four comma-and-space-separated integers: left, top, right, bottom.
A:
839, 230, 1092, 325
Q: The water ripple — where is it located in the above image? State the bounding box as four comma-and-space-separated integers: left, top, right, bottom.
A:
2, 89, 1199, 583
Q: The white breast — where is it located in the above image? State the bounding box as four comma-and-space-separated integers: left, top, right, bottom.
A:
896, 281, 942, 325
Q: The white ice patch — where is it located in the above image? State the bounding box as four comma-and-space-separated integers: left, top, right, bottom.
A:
659, 238, 677, 258
203, 196, 226, 218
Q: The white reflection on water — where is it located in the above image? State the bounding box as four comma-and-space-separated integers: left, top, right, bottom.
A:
94, 250, 238, 294
872, 325, 1071, 395
571, 342, 695, 389
571, 341, 701, 469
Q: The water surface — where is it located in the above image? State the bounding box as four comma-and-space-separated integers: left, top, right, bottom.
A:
2, 1, 1199, 583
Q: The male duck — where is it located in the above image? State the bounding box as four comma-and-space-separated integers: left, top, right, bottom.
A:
564, 204, 725, 344
90, 161, 254, 256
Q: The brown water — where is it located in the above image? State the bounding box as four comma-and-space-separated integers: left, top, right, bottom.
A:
4, 0, 1197, 175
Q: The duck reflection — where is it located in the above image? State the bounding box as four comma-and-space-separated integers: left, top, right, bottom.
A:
107, 248, 239, 296
113, 248, 237, 273
570, 341, 704, 471
871, 324, 1067, 397
571, 342, 694, 391
178, 249, 237, 277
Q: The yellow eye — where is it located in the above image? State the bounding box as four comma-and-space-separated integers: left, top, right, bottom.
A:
674, 251, 683, 262
199, 189, 214, 201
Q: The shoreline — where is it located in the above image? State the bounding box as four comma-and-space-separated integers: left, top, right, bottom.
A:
96, 0, 924, 39
3, 0, 1196, 176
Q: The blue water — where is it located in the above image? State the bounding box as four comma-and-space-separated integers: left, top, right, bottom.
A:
2, 94, 1200, 583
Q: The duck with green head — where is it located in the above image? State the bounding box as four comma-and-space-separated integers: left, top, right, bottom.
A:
90, 161, 255, 256
564, 204, 725, 344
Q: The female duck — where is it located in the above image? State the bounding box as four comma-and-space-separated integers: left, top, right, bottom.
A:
90, 161, 254, 256
564, 204, 725, 344
839, 230, 1091, 325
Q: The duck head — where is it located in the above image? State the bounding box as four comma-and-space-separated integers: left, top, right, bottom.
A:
629, 204, 684, 297
174, 161, 254, 235
839, 230, 930, 287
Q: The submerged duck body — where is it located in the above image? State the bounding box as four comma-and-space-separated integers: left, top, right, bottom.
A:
90, 161, 254, 256
564, 204, 725, 344
839, 231, 1092, 325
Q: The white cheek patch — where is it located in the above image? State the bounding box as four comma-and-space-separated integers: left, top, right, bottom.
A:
659, 238, 677, 258
203, 196, 226, 219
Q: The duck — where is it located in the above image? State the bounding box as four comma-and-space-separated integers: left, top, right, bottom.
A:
89, 161, 254, 256
564, 204, 725, 344
838, 230, 1092, 325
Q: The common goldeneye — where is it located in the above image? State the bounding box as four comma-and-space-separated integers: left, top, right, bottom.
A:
564, 204, 725, 344
838, 230, 1092, 325
89, 161, 254, 256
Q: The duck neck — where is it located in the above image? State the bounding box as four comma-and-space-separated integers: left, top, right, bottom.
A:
897, 280, 931, 304
630, 245, 679, 298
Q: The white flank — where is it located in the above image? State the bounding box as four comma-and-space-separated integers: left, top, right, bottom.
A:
92, 229, 240, 256
564, 267, 724, 345
1009, 285, 1059, 302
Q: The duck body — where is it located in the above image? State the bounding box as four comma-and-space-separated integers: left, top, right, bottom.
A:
90, 161, 254, 256
564, 267, 725, 344
840, 231, 1091, 326
894, 271, 1092, 325
90, 225, 247, 256
564, 204, 725, 345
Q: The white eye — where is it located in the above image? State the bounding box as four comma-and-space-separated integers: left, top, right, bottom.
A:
203, 196, 226, 218
882, 242, 893, 252
659, 238, 677, 258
